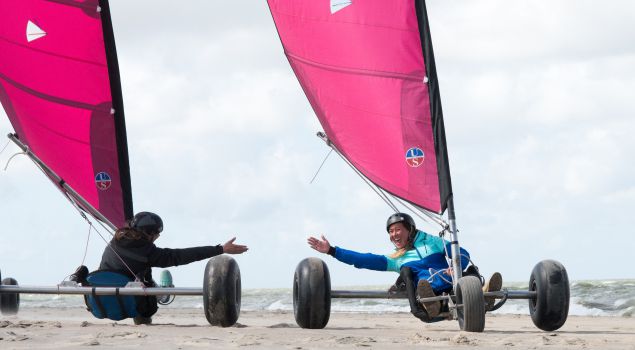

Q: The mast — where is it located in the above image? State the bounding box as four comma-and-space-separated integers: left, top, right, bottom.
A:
415, 0, 461, 283
446, 197, 462, 285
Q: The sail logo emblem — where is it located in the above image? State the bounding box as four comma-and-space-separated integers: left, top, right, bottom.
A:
95, 172, 112, 191
405, 147, 425, 167
26, 21, 47, 42
331, 0, 352, 14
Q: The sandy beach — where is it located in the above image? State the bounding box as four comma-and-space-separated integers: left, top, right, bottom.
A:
1, 308, 633, 349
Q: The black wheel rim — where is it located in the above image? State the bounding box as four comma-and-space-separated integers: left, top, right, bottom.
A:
529, 279, 537, 311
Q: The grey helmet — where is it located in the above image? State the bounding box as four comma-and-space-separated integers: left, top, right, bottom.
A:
130, 212, 163, 236
386, 212, 416, 234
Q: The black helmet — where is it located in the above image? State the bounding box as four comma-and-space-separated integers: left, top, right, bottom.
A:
386, 212, 416, 234
130, 212, 163, 236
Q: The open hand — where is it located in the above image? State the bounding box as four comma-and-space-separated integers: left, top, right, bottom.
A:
223, 237, 248, 254
307, 235, 331, 254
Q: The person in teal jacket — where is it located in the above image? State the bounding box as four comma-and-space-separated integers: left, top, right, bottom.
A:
308, 212, 501, 320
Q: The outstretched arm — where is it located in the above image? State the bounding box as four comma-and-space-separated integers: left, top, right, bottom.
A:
149, 245, 224, 267
308, 235, 388, 271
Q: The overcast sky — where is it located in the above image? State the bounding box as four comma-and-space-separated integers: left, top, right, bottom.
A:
1, 0, 634, 290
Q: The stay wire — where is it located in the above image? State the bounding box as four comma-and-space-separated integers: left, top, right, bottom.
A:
24, 149, 115, 238
309, 148, 333, 184
325, 142, 448, 226
331, 148, 399, 212
65, 193, 139, 280
391, 195, 446, 228
8, 140, 138, 280
315, 136, 447, 230
0, 139, 10, 156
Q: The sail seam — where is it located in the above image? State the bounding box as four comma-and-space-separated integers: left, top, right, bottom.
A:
310, 83, 429, 124
26, 116, 90, 146
43, 0, 99, 11
286, 51, 423, 82
0, 72, 109, 112
272, 8, 418, 34
0, 36, 107, 68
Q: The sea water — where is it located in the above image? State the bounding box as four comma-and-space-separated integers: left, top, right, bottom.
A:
14, 280, 634, 317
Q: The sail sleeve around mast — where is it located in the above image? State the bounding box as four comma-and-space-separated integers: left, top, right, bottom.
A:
0, 0, 133, 227
416, 0, 452, 214
267, 0, 452, 214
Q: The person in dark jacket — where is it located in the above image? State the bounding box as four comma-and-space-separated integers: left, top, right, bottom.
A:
99, 211, 247, 280
72, 211, 248, 324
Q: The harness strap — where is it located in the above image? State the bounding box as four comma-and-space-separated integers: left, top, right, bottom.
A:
91, 287, 107, 318
114, 288, 129, 319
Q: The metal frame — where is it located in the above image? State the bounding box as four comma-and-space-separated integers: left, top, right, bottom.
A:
0, 284, 202, 296
330, 288, 535, 319
330, 289, 535, 301
0, 285, 534, 300
445, 197, 462, 287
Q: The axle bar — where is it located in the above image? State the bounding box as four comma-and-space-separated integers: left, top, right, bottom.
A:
330, 289, 536, 300
0, 285, 202, 296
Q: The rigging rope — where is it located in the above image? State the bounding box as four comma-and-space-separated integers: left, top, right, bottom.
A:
3, 148, 27, 171
80, 224, 92, 266
427, 267, 453, 285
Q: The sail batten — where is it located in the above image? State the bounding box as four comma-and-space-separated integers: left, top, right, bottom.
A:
0, 72, 111, 112
286, 52, 425, 82
268, 0, 452, 214
0, 0, 133, 227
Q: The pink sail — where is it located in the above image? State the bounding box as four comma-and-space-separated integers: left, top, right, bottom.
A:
0, 0, 132, 227
268, 0, 452, 213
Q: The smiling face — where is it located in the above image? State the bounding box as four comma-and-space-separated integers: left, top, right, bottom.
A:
388, 222, 410, 249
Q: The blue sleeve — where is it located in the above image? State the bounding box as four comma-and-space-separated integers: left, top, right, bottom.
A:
333, 247, 388, 271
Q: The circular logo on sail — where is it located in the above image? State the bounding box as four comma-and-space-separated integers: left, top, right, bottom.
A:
95, 172, 112, 191
405, 147, 425, 167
